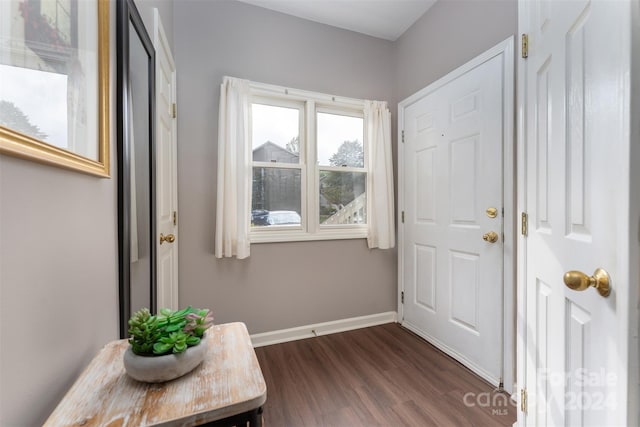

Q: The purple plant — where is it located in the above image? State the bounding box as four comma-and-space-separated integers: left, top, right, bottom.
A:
184, 309, 214, 338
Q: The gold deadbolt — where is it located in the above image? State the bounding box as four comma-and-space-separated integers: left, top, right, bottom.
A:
486, 207, 498, 218
160, 233, 176, 245
482, 231, 499, 243
563, 268, 611, 297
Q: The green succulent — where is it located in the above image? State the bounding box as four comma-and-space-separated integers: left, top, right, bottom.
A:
128, 308, 161, 355
153, 331, 201, 355
127, 306, 214, 356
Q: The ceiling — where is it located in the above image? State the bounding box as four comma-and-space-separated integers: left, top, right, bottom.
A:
235, 0, 438, 41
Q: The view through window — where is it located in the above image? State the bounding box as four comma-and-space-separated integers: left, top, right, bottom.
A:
250, 92, 367, 241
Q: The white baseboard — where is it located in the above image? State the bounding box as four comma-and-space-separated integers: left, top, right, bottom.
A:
250, 311, 398, 348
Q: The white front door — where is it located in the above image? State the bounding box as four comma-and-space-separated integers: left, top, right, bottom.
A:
519, 0, 630, 425
400, 41, 513, 388
154, 9, 178, 311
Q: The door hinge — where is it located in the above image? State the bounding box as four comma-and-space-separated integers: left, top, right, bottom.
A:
401, 291, 404, 304
173, 211, 177, 226
401, 211, 405, 223
521, 388, 528, 413
402, 130, 405, 143
172, 103, 177, 119
521, 34, 529, 59
521, 212, 528, 236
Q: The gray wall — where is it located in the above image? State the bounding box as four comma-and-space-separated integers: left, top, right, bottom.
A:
0, 1, 518, 424
0, 159, 118, 427
0, 2, 121, 424
173, 0, 397, 334
395, 0, 518, 102
0, 1, 175, 425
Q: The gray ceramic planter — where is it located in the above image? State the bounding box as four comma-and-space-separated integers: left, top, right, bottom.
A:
123, 334, 208, 383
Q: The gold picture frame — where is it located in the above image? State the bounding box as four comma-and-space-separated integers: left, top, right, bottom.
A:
0, 0, 110, 177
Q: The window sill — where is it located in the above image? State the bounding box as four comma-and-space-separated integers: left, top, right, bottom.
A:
250, 228, 367, 243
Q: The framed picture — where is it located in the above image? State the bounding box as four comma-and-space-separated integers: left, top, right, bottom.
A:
0, 0, 109, 177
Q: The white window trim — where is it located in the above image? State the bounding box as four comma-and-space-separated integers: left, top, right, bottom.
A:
248, 81, 369, 243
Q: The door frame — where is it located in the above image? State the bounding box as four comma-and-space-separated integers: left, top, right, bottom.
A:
153, 8, 179, 311
397, 37, 516, 394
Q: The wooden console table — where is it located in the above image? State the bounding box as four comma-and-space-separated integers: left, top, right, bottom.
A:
45, 322, 266, 426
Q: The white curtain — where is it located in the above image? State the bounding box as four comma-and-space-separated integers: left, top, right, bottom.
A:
215, 76, 252, 259
365, 100, 395, 249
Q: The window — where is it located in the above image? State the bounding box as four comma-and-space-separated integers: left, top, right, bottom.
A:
249, 85, 368, 242
316, 111, 366, 226
216, 76, 394, 257
251, 101, 303, 231
22, 0, 77, 73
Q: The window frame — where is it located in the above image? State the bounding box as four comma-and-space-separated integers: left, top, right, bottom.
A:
248, 82, 369, 243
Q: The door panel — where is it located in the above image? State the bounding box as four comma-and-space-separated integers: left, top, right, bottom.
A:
154, 9, 178, 311
521, 0, 628, 424
415, 245, 436, 311
402, 51, 506, 385
450, 251, 480, 332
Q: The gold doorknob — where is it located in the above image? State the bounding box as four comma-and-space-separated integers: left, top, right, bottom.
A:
482, 231, 499, 243
159, 233, 176, 245
563, 268, 610, 297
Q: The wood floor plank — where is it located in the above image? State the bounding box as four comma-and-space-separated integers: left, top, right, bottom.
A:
254, 323, 516, 426
388, 399, 449, 426
347, 385, 395, 426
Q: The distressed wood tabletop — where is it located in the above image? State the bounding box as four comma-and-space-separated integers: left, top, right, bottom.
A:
44, 322, 267, 427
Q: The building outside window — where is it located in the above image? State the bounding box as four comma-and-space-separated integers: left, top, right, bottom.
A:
249, 85, 368, 242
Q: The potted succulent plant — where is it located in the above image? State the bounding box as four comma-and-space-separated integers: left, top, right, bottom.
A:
123, 306, 214, 383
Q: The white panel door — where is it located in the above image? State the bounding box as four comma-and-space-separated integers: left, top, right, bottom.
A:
402, 51, 506, 386
520, 0, 629, 425
154, 9, 178, 311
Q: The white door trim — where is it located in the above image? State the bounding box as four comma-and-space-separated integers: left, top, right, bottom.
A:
153, 8, 179, 311
515, 5, 529, 423
398, 37, 515, 394
512, 5, 529, 426
629, 3, 640, 423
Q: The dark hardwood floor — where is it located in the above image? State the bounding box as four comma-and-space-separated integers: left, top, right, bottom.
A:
254, 323, 516, 427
